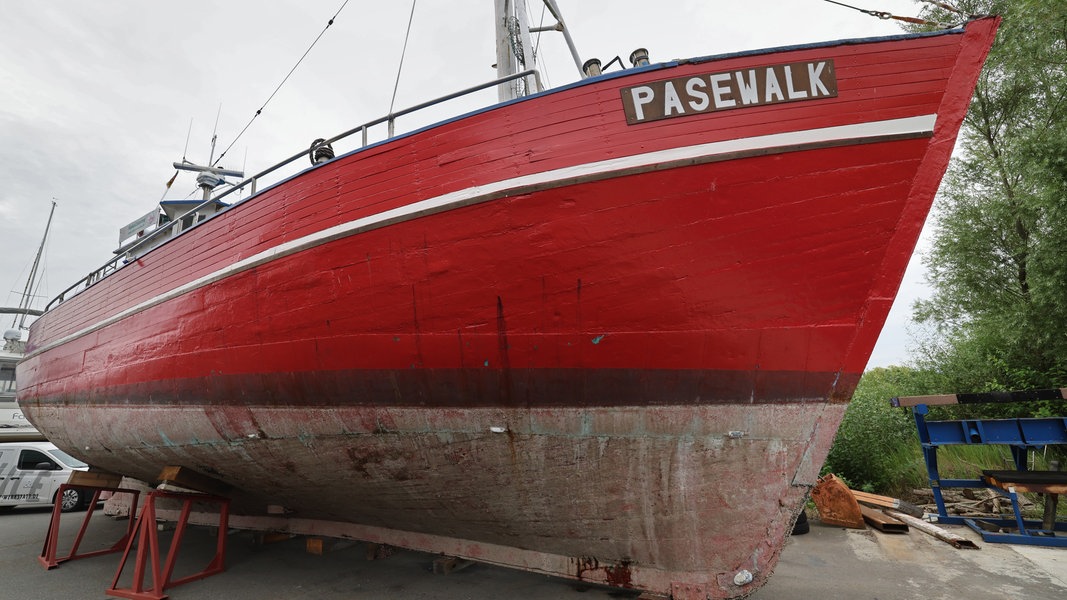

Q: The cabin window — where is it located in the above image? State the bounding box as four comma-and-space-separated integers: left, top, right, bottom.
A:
0, 364, 15, 396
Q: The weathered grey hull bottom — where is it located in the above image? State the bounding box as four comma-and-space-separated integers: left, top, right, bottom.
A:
31, 402, 846, 598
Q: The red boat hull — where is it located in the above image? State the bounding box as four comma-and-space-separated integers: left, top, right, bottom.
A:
19, 19, 997, 598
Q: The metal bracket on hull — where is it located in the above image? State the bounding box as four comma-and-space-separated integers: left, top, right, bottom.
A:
106, 490, 230, 600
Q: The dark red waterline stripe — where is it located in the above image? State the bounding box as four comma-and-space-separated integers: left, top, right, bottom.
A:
36, 368, 862, 408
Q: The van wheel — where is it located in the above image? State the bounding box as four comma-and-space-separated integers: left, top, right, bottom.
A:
57, 488, 84, 513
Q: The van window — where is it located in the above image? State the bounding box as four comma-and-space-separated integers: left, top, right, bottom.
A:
47, 448, 87, 468
17, 449, 54, 470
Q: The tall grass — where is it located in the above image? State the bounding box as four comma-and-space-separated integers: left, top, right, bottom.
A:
882, 444, 1052, 496
823, 367, 928, 493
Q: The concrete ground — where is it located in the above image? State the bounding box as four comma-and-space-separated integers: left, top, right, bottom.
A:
753, 518, 1065, 600
1, 505, 1063, 599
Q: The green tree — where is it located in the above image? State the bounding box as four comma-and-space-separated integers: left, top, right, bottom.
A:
912, 0, 1067, 399
824, 366, 940, 493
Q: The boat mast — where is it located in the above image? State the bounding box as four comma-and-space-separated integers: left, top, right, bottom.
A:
495, 0, 585, 102
11, 200, 56, 331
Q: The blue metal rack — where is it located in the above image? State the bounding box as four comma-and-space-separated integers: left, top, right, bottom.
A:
892, 390, 1067, 547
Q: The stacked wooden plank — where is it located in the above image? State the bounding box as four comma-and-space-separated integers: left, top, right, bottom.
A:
811, 474, 980, 549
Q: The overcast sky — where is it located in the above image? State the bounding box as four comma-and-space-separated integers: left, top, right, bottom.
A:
0, 0, 936, 366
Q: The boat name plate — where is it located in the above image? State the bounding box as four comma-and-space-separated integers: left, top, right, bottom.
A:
621, 59, 837, 124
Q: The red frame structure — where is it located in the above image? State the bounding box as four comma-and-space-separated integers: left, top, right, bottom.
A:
106, 490, 230, 600
38, 484, 140, 570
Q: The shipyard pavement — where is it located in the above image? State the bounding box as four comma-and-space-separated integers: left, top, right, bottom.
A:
0, 506, 1063, 599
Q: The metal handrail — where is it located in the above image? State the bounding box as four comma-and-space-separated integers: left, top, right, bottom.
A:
45, 69, 543, 311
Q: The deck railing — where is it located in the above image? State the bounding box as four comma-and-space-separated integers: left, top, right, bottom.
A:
46, 69, 543, 311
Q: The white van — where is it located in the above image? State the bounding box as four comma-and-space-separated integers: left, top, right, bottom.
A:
0, 442, 90, 512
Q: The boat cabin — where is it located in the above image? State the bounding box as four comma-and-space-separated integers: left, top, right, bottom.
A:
114, 199, 228, 261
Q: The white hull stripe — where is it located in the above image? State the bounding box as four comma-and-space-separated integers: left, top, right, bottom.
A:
27, 114, 937, 360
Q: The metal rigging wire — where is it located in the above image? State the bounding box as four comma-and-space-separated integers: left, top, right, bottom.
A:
212, 0, 352, 168
389, 0, 419, 116
820, 0, 961, 27
531, 0, 550, 89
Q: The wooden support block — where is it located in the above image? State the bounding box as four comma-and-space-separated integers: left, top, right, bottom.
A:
67, 469, 124, 488
851, 490, 924, 518
859, 505, 909, 533
155, 465, 232, 495
252, 532, 295, 546
306, 537, 333, 555
433, 555, 473, 575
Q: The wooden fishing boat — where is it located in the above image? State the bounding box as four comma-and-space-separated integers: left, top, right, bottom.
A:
17, 4, 997, 597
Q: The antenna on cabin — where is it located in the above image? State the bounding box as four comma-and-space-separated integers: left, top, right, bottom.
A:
172, 161, 245, 201
172, 107, 244, 201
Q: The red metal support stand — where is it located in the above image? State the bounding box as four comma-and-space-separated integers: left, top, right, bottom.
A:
106, 490, 230, 600
38, 484, 141, 569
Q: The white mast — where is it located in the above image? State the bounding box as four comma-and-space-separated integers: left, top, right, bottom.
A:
495, 0, 585, 102
11, 200, 56, 331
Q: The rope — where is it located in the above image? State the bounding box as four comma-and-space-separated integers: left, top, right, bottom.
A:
531, 0, 549, 88
820, 0, 955, 27
389, 0, 419, 116
213, 0, 351, 167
